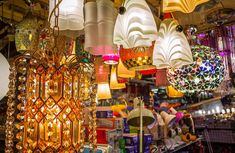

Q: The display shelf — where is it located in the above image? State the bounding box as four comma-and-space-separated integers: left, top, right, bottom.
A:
162, 138, 201, 153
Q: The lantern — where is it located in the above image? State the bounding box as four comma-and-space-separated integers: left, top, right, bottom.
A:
49, 0, 84, 30
84, 0, 117, 55
113, 0, 158, 48
102, 53, 119, 65
167, 45, 224, 93
153, 19, 193, 69
13, 59, 96, 152
110, 66, 126, 89
15, 12, 39, 54
155, 69, 171, 87
0, 53, 10, 100
167, 86, 184, 98
163, 0, 209, 13
117, 59, 135, 78
97, 83, 112, 100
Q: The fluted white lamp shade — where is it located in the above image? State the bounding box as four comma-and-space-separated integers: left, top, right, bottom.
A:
97, 83, 112, 100
49, 0, 84, 30
0, 53, 10, 100
110, 66, 126, 89
84, 0, 117, 55
153, 19, 193, 69
163, 0, 209, 13
113, 0, 158, 48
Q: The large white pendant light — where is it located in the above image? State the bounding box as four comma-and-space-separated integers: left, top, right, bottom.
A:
152, 19, 193, 69
113, 0, 158, 49
49, 0, 84, 30
84, 0, 117, 55
0, 53, 10, 100
163, 0, 209, 13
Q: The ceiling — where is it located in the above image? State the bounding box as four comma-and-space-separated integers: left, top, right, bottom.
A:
0, 0, 235, 59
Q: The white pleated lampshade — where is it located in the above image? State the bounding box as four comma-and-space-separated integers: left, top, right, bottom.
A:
163, 0, 209, 13
153, 19, 193, 69
110, 66, 126, 90
113, 0, 158, 48
49, 0, 84, 30
0, 53, 10, 100
84, 0, 117, 55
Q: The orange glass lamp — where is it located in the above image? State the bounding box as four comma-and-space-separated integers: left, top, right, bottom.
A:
117, 59, 135, 78
167, 85, 184, 98
110, 66, 126, 90
163, 0, 209, 13
119, 45, 156, 71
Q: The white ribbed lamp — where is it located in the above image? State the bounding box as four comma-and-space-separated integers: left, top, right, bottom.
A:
153, 19, 193, 69
49, 0, 84, 30
113, 0, 158, 48
0, 53, 10, 100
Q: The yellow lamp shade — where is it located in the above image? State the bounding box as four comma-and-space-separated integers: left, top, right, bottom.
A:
167, 85, 184, 98
97, 83, 112, 100
163, 0, 209, 13
117, 59, 135, 78
110, 66, 126, 89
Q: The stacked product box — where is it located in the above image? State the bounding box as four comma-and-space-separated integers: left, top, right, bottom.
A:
123, 133, 153, 153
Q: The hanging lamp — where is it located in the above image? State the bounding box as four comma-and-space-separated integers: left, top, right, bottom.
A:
167, 85, 184, 98
102, 53, 119, 65
110, 66, 126, 89
114, 0, 158, 71
155, 69, 171, 87
97, 83, 112, 100
152, 19, 193, 69
15, 11, 39, 55
84, 0, 117, 55
163, 0, 209, 13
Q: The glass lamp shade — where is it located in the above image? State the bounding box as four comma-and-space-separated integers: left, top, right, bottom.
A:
49, 0, 84, 30
119, 45, 156, 71
167, 85, 184, 98
97, 83, 112, 100
19, 63, 93, 152
102, 54, 119, 65
94, 57, 110, 83
153, 19, 193, 69
127, 107, 155, 127
15, 12, 39, 54
167, 45, 224, 93
113, 0, 158, 48
117, 59, 135, 78
84, 0, 117, 55
155, 69, 171, 87
0, 53, 10, 100
163, 0, 209, 13
110, 66, 126, 89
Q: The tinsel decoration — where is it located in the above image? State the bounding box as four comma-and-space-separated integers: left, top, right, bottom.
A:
167, 45, 224, 93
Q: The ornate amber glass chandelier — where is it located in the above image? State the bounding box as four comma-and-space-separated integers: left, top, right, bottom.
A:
5, 1, 97, 152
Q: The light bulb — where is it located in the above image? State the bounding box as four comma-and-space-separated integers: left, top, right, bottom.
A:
202, 110, 206, 115
208, 110, 211, 115
211, 109, 215, 114
226, 108, 231, 114
198, 110, 202, 115
231, 108, 235, 113
222, 109, 225, 114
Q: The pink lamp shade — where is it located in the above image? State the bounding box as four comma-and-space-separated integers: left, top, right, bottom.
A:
169, 107, 184, 123
102, 54, 119, 65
